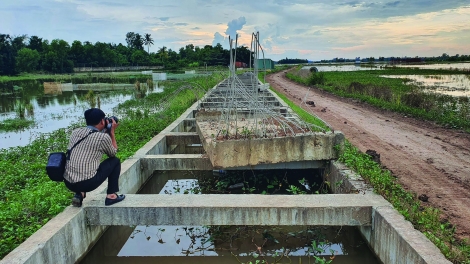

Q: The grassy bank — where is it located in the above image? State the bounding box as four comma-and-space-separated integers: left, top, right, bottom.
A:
338, 141, 470, 263
279, 69, 470, 263
0, 72, 153, 86
286, 67, 470, 131
0, 73, 226, 259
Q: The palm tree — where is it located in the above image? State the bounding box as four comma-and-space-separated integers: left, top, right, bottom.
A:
144, 33, 154, 53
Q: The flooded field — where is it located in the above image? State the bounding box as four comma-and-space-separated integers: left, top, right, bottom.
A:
0, 81, 163, 149
299, 63, 469, 99
393, 63, 470, 71
302, 62, 470, 72
80, 170, 379, 264
380, 74, 470, 96
301, 64, 383, 72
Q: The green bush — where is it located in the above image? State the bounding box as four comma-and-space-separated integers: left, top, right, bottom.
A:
307, 72, 325, 85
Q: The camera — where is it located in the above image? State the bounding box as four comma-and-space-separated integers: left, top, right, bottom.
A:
105, 116, 119, 132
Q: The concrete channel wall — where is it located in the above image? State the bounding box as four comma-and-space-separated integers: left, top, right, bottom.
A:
0, 80, 450, 264
327, 162, 450, 264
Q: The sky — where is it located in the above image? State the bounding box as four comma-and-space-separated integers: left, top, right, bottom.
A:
1, 0, 469, 61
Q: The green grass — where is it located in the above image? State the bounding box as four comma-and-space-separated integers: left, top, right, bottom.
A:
286, 67, 470, 131
270, 88, 330, 132
0, 73, 226, 259
339, 141, 470, 263
0, 118, 35, 132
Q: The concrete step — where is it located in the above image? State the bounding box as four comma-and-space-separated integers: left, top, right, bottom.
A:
84, 194, 389, 226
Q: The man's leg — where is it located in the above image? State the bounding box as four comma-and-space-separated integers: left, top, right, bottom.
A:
64, 157, 120, 193
64, 157, 121, 206
95, 157, 121, 194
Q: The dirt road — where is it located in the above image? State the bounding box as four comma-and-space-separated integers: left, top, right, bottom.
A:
267, 71, 470, 240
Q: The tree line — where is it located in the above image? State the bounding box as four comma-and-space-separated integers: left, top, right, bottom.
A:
320, 53, 470, 63
277, 58, 308, 64
0, 32, 253, 75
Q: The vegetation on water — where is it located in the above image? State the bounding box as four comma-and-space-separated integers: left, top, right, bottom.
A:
0, 73, 226, 259
0, 71, 154, 84
194, 169, 328, 195
286, 67, 470, 132
0, 118, 34, 132
183, 226, 338, 264
281, 68, 470, 263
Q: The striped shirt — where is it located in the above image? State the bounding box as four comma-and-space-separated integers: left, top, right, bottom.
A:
63, 127, 117, 183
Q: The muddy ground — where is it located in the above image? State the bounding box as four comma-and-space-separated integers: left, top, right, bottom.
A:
267, 71, 470, 241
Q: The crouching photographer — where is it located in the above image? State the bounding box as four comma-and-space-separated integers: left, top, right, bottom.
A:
63, 108, 125, 207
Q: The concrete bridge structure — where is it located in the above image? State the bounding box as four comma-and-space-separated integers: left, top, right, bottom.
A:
0, 77, 450, 264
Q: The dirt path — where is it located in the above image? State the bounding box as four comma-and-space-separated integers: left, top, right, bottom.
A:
267, 71, 470, 240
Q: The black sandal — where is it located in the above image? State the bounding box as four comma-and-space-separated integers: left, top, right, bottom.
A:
72, 193, 84, 207
105, 193, 126, 206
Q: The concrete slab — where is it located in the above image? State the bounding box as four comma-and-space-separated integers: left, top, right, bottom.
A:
84, 194, 389, 226
196, 117, 344, 168
140, 154, 213, 172
165, 132, 200, 145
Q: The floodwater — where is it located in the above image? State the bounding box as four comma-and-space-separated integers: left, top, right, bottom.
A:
80, 170, 379, 264
301, 64, 383, 72
380, 74, 470, 97
302, 62, 470, 72
0, 81, 164, 149
393, 63, 470, 71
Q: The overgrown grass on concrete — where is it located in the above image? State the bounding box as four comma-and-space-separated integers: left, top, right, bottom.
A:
270, 89, 330, 132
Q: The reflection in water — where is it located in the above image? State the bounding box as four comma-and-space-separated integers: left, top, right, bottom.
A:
80, 171, 379, 264
301, 64, 383, 72
380, 74, 470, 96
393, 63, 470, 71
0, 81, 164, 149
301, 63, 470, 72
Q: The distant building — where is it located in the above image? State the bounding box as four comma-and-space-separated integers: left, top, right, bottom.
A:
256, 59, 275, 70
355, 57, 361, 64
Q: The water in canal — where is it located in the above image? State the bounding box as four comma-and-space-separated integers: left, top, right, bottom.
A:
80, 170, 379, 264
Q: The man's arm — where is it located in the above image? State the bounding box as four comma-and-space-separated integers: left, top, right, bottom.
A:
109, 118, 119, 150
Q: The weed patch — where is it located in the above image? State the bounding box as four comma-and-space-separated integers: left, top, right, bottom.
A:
0, 118, 35, 132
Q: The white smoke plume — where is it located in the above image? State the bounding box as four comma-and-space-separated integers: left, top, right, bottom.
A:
212, 16, 247, 47
225, 16, 246, 39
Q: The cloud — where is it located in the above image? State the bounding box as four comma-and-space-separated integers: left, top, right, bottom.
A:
225, 16, 246, 39
212, 32, 226, 47
211, 16, 247, 48
384, 1, 401, 8
1, 0, 469, 60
